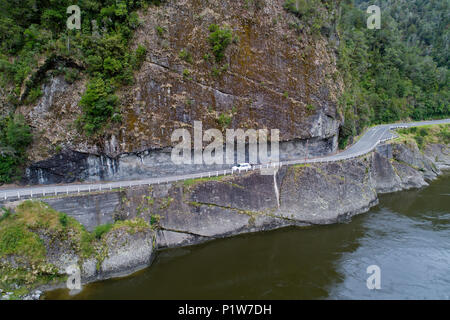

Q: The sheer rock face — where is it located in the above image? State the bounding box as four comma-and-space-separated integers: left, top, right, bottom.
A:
40, 141, 449, 250
118, 0, 342, 152
5, 141, 448, 290
19, 0, 343, 182
371, 142, 448, 194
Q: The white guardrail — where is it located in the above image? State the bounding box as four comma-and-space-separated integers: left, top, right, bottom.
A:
0, 122, 440, 202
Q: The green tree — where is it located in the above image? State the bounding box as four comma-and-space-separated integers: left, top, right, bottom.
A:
208, 24, 233, 62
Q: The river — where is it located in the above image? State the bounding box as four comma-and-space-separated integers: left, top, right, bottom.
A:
45, 173, 450, 300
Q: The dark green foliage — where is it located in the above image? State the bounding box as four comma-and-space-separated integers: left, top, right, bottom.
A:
216, 113, 232, 128
64, 67, 81, 84
2, 114, 32, 153
337, 0, 450, 147
59, 213, 68, 228
78, 78, 119, 135
133, 44, 147, 69
0, 114, 32, 183
0, 1, 163, 182
103, 57, 123, 76
150, 215, 158, 226
208, 24, 233, 62
24, 87, 43, 105
0, 0, 162, 136
0, 208, 12, 223
94, 223, 113, 239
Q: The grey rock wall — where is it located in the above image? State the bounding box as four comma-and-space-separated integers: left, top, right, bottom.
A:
41, 142, 449, 248
32, 141, 448, 287
24, 135, 337, 185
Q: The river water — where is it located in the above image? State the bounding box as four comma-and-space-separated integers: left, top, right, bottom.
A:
46, 173, 450, 300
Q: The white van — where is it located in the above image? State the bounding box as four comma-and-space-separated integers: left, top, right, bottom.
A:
232, 163, 252, 172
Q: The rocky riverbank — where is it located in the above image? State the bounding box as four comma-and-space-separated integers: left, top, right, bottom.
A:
1, 136, 449, 299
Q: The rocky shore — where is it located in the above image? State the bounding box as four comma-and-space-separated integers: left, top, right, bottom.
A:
0, 138, 449, 299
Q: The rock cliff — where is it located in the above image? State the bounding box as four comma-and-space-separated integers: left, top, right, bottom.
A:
37, 140, 450, 286
1, 139, 448, 298
18, 0, 343, 184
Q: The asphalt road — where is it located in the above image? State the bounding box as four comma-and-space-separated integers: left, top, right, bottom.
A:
1, 119, 449, 201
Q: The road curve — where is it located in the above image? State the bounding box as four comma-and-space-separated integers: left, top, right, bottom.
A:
1, 119, 449, 202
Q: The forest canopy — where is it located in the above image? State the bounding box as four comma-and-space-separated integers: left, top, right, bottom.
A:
337, 0, 449, 147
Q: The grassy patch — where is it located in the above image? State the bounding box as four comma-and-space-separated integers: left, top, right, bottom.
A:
93, 223, 113, 239
396, 124, 450, 149
183, 175, 227, 187
111, 218, 151, 234
0, 200, 157, 294
0, 201, 88, 290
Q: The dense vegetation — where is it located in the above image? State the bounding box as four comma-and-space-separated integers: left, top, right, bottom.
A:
336, 0, 449, 147
0, 0, 159, 133
0, 115, 32, 183
0, 0, 159, 182
0, 200, 152, 296
397, 124, 450, 149
208, 24, 233, 62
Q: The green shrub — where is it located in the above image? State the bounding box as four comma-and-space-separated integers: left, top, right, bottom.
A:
0, 114, 32, 183
306, 104, 316, 112
182, 69, 191, 80
414, 135, 424, 147
155, 26, 166, 38
179, 49, 193, 63
208, 24, 233, 62
0, 155, 20, 183
79, 78, 119, 135
133, 44, 147, 69
216, 113, 232, 128
94, 223, 113, 239
150, 215, 160, 227
418, 127, 429, 137
64, 68, 80, 84
2, 114, 32, 153
24, 87, 42, 104
86, 55, 104, 74
58, 213, 68, 227
103, 57, 123, 76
